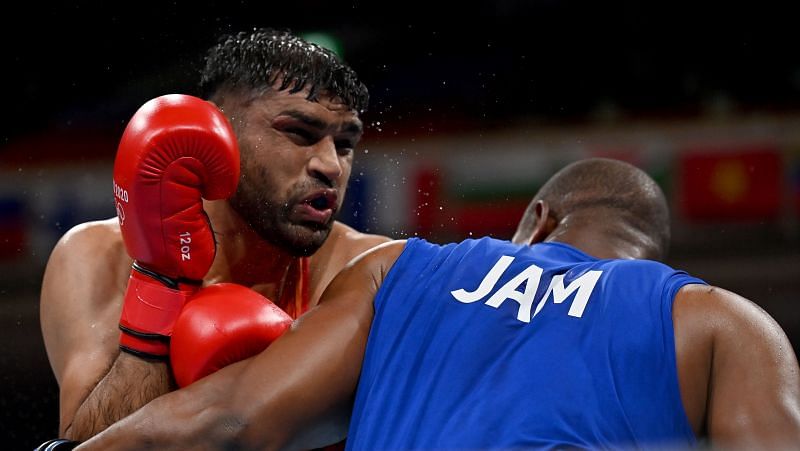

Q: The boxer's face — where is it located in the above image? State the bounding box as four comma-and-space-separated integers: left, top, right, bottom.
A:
222, 85, 361, 256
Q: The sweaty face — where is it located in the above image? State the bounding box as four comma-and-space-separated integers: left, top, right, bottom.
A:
222, 87, 362, 256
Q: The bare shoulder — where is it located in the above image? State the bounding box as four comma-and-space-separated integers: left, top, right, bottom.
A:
345, 239, 407, 275
330, 221, 392, 255
674, 284, 800, 445
307, 222, 391, 303
673, 283, 795, 367
50, 217, 125, 258
675, 284, 790, 339
41, 215, 132, 317
44, 217, 131, 286
316, 239, 407, 311
41, 218, 133, 385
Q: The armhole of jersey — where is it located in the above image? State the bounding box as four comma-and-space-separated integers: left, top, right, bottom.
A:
372, 238, 420, 311
662, 272, 707, 443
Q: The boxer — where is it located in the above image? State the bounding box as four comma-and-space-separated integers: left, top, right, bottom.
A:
38, 28, 388, 445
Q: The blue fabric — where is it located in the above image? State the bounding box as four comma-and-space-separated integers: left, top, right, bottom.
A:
346, 237, 704, 450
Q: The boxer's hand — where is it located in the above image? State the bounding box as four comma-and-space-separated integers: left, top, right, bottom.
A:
113, 94, 239, 360
170, 283, 293, 387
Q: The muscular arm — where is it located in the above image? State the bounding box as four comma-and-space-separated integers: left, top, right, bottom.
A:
674, 284, 800, 448
79, 240, 407, 450
40, 220, 172, 440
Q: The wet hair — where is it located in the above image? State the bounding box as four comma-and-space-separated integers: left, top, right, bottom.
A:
518, 158, 670, 259
199, 28, 369, 112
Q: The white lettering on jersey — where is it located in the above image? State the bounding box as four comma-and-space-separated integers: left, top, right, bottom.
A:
451, 255, 515, 303
450, 255, 603, 322
483, 263, 543, 323
532, 271, 603, 319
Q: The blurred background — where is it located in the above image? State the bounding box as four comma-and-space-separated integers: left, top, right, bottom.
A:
2, 1, 799, 447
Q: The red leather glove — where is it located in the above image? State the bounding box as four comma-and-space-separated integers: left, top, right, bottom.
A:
170, 283, 294, 387
113, 94, 239, 359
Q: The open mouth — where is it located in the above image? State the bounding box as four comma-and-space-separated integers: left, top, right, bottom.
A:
293, 189, 339, 226
308, 195, 330, 210
302, 189, 338, 213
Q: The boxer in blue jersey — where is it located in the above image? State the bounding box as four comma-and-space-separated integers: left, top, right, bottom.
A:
81, 158, 800, 450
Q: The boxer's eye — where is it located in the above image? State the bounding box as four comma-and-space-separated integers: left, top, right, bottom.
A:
286, 127, 316, 144
335, 139, 355, 156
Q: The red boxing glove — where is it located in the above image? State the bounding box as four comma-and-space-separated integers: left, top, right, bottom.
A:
113, 94, 239, 360
170, 283, 293, 387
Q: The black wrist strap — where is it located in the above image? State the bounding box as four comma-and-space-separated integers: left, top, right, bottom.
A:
131, 261, 204, 289
119, 344, 170, 362
118, 324, 170, 342
132, 261, 180, 289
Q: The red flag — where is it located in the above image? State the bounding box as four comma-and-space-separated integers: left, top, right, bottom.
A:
454, 200, 529, 238
679, 147, 782, 221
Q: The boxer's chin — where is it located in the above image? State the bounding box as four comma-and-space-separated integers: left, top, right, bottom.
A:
275, 221, 333, 257
229, 189, 335, 256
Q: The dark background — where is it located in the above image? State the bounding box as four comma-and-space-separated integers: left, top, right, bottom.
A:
2, 1, 799, 448
6, 2, 800, 142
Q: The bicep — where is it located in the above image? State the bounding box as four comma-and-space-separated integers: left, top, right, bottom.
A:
40, 229, 124, 430
703, 287, 800, 446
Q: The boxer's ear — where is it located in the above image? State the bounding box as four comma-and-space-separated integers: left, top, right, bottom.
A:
525, 200, 557, 245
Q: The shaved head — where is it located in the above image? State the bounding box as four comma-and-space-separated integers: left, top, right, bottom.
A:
515, 158, 670, 259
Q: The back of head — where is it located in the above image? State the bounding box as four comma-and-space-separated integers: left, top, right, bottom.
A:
517, 158, 670, 260
200, 28, 369, 112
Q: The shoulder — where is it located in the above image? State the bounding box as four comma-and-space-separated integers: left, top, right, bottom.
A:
331, 221, 391, 253
673, 284, 798, 393
673, 284, 800, 444
306, 222, 391, 303
315, 222, 391, 268
674, 284, 788, 339
40, 218, 133, 384
675, 284, 774, 324
48, 217, 127, 263
43, 217, 131, 294
320, 239, 408, 304
346, 239, 407, 275
672, 284, 791, 431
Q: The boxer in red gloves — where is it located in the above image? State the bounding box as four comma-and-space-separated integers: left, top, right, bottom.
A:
39, 28, 388, 442
113, 94, 240, 361
171, 283, 293, 388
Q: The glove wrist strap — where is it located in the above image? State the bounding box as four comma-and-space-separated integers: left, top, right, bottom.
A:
118, 267, 197, 357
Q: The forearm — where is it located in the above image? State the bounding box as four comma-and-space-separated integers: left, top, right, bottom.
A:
77, 360, 249, 450
77, 248, 383, 450
79, 307, 359, 451
65, 352, 172, 441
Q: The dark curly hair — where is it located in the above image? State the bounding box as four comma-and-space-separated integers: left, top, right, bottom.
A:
200, 28, 369, 112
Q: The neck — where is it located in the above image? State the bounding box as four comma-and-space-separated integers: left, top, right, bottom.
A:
545, 214, 654, 260
202, 199, 298, 299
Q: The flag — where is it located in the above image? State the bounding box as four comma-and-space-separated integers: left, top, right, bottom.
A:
678, 147, 782, 221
